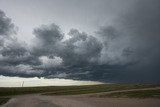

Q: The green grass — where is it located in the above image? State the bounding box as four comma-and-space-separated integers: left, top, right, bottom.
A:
0, 84, 159, 97
100, 89, 160, 98
0, 98, 10, 105
0, 85, 159, 106
42, 84, 160, 96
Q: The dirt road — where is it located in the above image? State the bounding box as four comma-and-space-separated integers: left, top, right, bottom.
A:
1, 94, 160, 107
1, 87, 160, 107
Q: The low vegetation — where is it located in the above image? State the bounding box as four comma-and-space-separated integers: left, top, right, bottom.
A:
0, 84, 159, 96
0, 84, 159, 106
100, 89, 160, 98
0, 97, 10, 105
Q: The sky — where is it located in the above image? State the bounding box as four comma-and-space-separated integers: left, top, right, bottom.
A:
0, 0, 160, 84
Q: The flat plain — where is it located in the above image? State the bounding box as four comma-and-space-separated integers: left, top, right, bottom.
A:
0, 84, 160, 107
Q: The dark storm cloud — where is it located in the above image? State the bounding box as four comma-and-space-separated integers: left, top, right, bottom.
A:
31, 24, 130, 81
122, 1, 160, 62
60, 29, 103, 65
67, 0, 160, 82
0, 20, 103, 78
32, 23, 64, 56
0, 10, 15, 36
0, 9, 41, 76
32, 24, 103, 67
96, 25, 133, 66
0, 9, 25, 65
33, 24, 64, 45
104, 0, 160, 83
0, 0, 160, 83
97, 26, 119, 40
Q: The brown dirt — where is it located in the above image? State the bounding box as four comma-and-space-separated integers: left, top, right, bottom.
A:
1, 94, 160, 107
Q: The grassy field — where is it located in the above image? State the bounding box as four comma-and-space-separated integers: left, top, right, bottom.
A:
0, 98, 10, 105
100, 89, 160, 98
0, 84, 160, 97
0, 84, 160, 105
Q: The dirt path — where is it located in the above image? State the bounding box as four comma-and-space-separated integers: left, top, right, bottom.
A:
1, 94, 160, 107
1, 87, 160, 107
1, 95, 59, 107
1, 95, 91, 107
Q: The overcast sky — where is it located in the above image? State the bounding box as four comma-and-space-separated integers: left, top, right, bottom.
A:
0, 0, 160, 83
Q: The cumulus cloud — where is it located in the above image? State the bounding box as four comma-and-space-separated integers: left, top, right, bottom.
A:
39, 56, 62, 68
0, 9, 37, 77
32, 25, 103, 66
0, 10, 103, 79
60, 29, 103, 65
32, 23, 64, 56
0, 0, 160, 83
0, 64, 43, 77
0, 10, 16, 36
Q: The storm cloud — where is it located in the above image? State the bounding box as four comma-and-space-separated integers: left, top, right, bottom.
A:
0, 9, 41, 76
0, 0, 160, 83
0, 10, 15, 36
